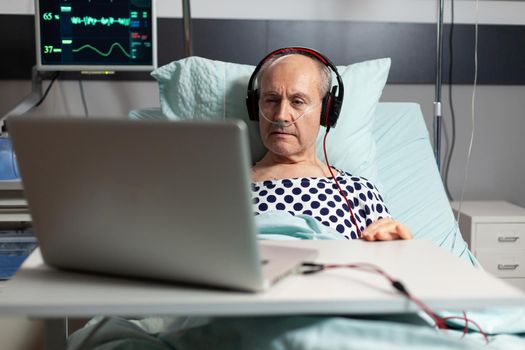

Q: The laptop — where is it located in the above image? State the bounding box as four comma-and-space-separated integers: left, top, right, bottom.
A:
8, 117, 317, 292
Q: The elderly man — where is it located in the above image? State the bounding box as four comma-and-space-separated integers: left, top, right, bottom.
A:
249, 50, 411, 241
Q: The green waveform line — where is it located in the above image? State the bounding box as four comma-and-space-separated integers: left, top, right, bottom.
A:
72, 42, 131, 58
71, 16, 130, 26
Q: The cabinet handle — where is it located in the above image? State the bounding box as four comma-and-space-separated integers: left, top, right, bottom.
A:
498, 264, 519, 270
498, 236, 519, 243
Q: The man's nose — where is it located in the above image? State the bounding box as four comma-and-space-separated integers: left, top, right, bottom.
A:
274, 101, 293, 121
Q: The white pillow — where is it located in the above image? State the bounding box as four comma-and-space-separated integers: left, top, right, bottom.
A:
151, 56, 390, 183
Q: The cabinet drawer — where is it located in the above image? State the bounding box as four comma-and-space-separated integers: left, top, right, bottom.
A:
475, 223, 525, 250
476, 249, 525, 278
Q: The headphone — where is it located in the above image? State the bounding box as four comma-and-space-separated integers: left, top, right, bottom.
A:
246, 47, 344, 128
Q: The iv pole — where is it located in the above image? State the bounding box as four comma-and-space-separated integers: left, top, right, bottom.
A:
182, 0, 193, 56
434, 0, 445, 172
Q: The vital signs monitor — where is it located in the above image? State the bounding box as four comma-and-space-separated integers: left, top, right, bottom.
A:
35, 0, 156, 71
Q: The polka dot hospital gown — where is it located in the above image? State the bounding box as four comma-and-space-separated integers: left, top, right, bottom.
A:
251, 171, 391, 240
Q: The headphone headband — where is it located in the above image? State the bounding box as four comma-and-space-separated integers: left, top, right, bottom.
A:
246, 47, 344, 128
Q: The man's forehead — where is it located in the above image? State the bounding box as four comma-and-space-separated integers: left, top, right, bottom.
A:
262, 55, 321, 84
266, 54, 319, 70
257, 54, 326, 99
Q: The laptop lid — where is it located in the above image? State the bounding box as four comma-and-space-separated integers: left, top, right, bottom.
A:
9, 117, 285, 292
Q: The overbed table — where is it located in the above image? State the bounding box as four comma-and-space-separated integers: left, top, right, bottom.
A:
0, 240, 523, 350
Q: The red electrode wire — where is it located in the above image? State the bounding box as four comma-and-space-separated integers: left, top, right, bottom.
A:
461, 311, 469, 338
323, 263, 445, 328
442, 314, 489, 344
322, 98, 362, 239
300, 262, 489, 344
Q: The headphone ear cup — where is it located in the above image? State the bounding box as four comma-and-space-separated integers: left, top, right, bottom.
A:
320, 93, 331, 127
321, 86, 341, 128
246, 90, 260, 121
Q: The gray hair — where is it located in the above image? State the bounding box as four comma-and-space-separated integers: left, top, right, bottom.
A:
255, 51, 332, 98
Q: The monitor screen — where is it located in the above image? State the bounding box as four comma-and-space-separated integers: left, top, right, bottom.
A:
35, 0, 156, 71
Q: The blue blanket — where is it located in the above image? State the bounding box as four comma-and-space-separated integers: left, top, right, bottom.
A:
69, 315, 524, 350
256, 211, 344, 240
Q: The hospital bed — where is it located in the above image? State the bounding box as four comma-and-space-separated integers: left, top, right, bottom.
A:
68, 56, 525, 349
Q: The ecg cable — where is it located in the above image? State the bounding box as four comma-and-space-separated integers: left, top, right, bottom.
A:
298, 261, 489, 343
79, 80, 89, 118
443, 0, 457, 201
35, 71, 60, 107
452, 0, 479, 254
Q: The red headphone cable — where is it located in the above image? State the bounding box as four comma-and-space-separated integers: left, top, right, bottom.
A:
322, 97, 362, 239
299, 262, 489, 343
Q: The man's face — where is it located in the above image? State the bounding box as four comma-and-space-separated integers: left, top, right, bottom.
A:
258, 55, 324, 159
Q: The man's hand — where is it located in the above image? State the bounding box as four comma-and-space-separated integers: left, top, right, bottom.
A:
361, 217, 412, 241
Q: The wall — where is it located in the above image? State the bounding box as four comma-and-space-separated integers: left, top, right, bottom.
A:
1, 0, 524, 207
0, 80, 160, 118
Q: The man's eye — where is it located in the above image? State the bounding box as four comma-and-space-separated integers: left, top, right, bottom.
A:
292, 100, 305, 106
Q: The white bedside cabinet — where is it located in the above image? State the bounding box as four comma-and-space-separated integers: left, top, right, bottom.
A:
451, 201, 525, 292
